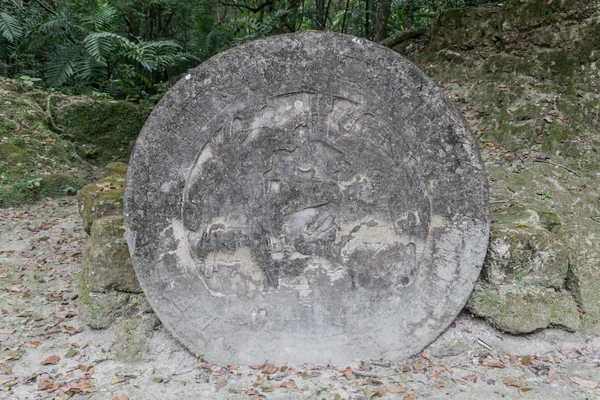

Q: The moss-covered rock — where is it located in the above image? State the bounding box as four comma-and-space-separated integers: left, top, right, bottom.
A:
113, 315, 159, 363
562, 224, 600, 334
485, 208, 568, 287
0, 78, 94, 207
83, 215, 141, 293
77, 176, 125, 233
77, 274, 131, 329
0, 173, 86, 207
53, 99, 151, 162
467, 283, 580, 333
104, 162, 128, 177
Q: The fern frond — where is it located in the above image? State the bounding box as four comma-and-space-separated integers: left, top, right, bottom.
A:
38, 11, 74, 35
83, 31, 128, 62
73, 57, 107, 84
82, 4, 118, 32
45, 47, 79, 87
0, 12, 23, 43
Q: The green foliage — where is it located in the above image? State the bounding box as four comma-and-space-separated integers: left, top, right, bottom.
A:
0, 0, 503, 101
19, 75, 41, 86
0, 11, 22, 43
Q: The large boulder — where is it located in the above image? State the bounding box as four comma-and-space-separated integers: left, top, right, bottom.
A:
52, 98, 151, 162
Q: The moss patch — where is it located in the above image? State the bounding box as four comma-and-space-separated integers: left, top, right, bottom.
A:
468, 284, 580, 333
53, 99, 151, 163
104, 162, 128, 177
77, 271, 130, 330
113, 315, 159, 363
83, 215, 141, 293
0, 78, 95, 207
77, 176, 125, 233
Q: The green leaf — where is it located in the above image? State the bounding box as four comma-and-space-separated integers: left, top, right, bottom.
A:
0, 12, 22, 43
83, 31, 127, 62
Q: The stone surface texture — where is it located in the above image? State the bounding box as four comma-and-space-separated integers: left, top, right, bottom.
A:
468, 284, 580, 334
82, 215, 142, 293
125, 32, 489, 364
77, 176, 125, 234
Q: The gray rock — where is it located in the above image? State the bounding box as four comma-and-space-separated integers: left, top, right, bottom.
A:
467, 284, 580, 334
485, 208, 568, 288
113, 314, 160, 362
125, 32, 489, 364
82, 215, 142, 293
77, 176, 125, 234
77, 290, 130, 329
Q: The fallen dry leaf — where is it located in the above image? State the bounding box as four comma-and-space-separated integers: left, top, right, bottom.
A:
504, 376, 523, 389
0, 363, 12, 374
363, 389, 381, 399
281, 381, 297, 389
112, 396, 129, 400
215, 379, 228, 390
413, 363, 427, 371
0, 329, 15, 334
519, 387, 532, 397
152, 377, 164, 383
385, 384, 405, 393
420, 351, 431, 360
340, 367, 353, 379
38, 379, 54, 390
570, 376, 598, 388
261, 363, 277, 374
110, 377, 126, 385
41, 355, 60, 365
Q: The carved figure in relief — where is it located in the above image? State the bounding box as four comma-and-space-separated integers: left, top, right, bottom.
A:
181, 92, 430, 294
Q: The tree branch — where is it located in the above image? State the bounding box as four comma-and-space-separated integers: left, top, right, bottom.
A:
33, 0, 58, 16
221, 1, 274, 13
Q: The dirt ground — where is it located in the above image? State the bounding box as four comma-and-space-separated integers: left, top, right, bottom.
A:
1, 199, 600, 400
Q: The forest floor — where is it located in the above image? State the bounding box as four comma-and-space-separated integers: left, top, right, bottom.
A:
0, 199, 599, 400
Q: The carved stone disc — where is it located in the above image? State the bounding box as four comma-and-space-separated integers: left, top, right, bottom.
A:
124, 32, 489, 364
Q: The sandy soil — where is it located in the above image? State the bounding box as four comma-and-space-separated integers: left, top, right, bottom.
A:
1, 199, 599, 400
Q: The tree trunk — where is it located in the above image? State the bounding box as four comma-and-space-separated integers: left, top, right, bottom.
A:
405, 0, 414, 30
374, 0, 392, 42
365, 0, 370, 38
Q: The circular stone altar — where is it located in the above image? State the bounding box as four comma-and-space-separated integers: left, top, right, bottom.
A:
124, 32, 489, 364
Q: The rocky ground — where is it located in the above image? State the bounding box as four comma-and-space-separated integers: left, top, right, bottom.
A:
1, 198, 600, 400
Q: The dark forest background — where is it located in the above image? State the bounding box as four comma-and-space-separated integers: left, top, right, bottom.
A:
0, 0, 501, 102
